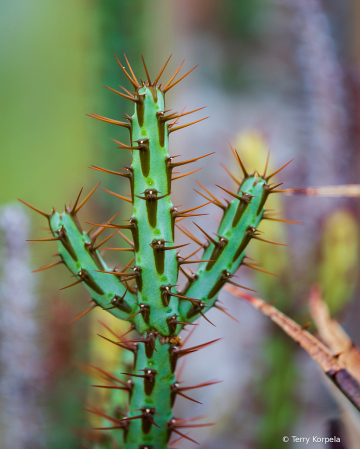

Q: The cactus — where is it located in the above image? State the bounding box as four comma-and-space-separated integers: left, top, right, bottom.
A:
20, 56, 294, 448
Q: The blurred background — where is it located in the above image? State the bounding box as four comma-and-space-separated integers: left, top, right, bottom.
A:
1, 0, 360, 448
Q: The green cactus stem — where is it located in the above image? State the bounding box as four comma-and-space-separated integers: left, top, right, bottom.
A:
20, 56, 292, 448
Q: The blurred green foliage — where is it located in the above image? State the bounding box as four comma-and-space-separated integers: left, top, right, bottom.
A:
0, 0, 100, 208
319, 210, 359, 315
258, 335, 299, 449
0, 1, 144, 447
222, 0, 265, 40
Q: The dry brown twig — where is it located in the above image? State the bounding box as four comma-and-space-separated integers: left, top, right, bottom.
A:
225, 285, 360, 412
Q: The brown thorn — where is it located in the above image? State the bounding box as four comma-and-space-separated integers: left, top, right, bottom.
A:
243, 262, 277, 276
69, 304, 96, 324
165, 107, 206, 122
171, 152, 215, 168
179, 266, 193, 281
229, 143, 248, 177
119, 412, 142, 421
170, 293, 202, 303
162, 243, 190, 251
182, 244, 205, 261
199, 310, 216, 327
169, 117, 209, 133
171, 428, 199, 445
59, 278, 83, 291
91, 385, 128, 391
172, 167, 203, 181
252, 235, 287, 246
177, 391, 202, 404
178, 379, 222, 392
153, 54, 172, 86
195, 181, 224, 208
173, 415, 207, 425
220, 163, 242, 184
84, 407, 121, 425
121, 372, 148, 379
18, 198, 50, 218
174, 217, 186, 223
174, 320, 198, 327
176, 225, 203, 246
163, 60, 184, 90
123, 54, 139, 86
181, 325, 197, 347
114, 54, 138, 88
98, 334, 134, 351
71, 188, 83, 215
89, 165, 129, 178
262, 216, 303, 225
27, 236, 60, 242
226, 279, 257, 292
271, 188, 305, 194
263, 150, 270, 177
214, 303, 240, 323
122, 256, 135, 271
125, 310, 142, 320
101, 188, 132, 203
216, 184, 244, 201
168, 107, 186, 128
87, 113, 130, 128
193, 189, 216, 205
75, 182, 101, 213
169, 434, 187, 448
163, 64, 199, 93
269, 183, 283, 190
141, 55, 152, 85
117, 230, 134, 247
120, 84, 135, 97
87, 363, 129, 386
93, 230, 118, 251
104, 85, 136, 102
174, 423, 216, 429
175, 213, 208, 218
177, 338, 220, 357
266, 159, 293, 181
193, 222, 217, 245
110, 137, 140, 150
90, 211, 120, 242
32, 259, 63, 273
98, 320, 123, 340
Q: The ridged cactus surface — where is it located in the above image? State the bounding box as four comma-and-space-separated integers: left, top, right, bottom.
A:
20, 56, 292, 448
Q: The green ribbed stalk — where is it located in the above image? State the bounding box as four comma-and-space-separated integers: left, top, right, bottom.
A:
22, 56, 287, 448
180, 176, 269, 322
129, 85, 180, 336
49, 211, 136, 318
125, 339, 174, 448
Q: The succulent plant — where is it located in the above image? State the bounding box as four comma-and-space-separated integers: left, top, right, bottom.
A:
20, 55, 295, 449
